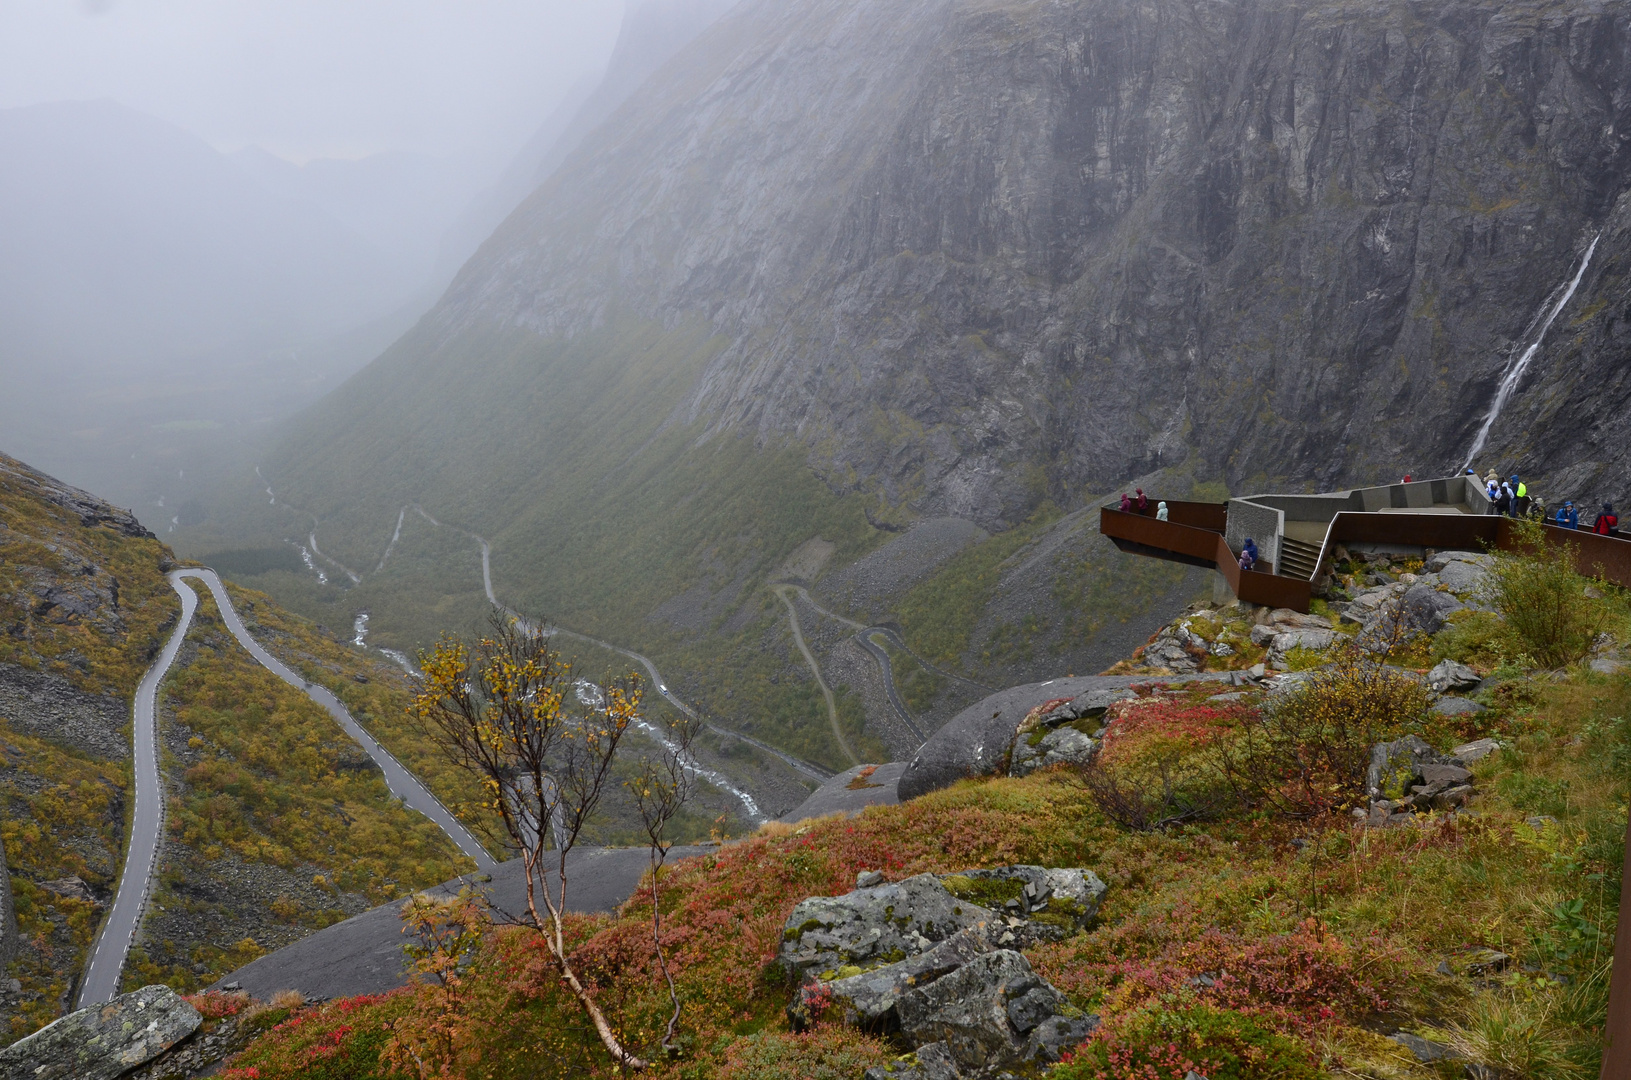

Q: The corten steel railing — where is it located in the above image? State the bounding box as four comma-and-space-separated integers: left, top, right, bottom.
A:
1103, 503, 1631, 614
1100, 507, 1313, 610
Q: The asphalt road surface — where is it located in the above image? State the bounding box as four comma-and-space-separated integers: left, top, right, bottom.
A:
77, 571, 198, 1006
213, 846, 706, 1001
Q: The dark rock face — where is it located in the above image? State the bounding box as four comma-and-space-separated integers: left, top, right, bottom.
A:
1402, 582, 1465, 634
424, 0, 1631, 520
893, 950, 1093, 1076
0, 455, 152, 540
0, 664, 131, 762
0, 985, 200, 1080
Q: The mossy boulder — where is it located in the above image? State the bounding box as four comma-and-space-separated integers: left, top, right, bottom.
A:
0, 985, 200, 1080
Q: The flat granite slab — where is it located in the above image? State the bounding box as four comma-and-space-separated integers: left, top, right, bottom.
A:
210, 845, 706, 1002
780, 762, 905, 823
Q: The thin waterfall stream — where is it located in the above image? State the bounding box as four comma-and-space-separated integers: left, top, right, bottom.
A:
1463, 233, 1601, 470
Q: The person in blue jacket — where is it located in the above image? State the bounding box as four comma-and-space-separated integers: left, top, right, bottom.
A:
1555, 502, 1573, 528
1239, 538, 1258, 572
1567, 502, 1580, 529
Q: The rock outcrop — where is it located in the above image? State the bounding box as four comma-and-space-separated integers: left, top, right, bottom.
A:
783, 865, 1104, 1078
0, 985, 200, 1080
1364, 736, 1478, 826
780, 865, 1106, 982
897, 675, 1230, 800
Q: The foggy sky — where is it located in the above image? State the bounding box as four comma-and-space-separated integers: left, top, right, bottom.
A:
0, 1, 625, 167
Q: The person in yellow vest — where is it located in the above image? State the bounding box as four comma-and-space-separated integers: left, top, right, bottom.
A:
1511, 475, 1528, 518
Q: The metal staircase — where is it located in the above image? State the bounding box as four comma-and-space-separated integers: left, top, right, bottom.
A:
1277, 536, 1322, 580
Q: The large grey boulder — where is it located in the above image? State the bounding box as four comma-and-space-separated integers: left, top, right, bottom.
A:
0, 985, 200, 1080
1427, 660, 1481, 694
823, 928, 993, 1030
898, 674, 1227, 801
1452, 738, 1501, 763
779, 874, 997, 979
1437, 560, 1491, 597
1009, 725, 1096, 777
1425, 551, 1490, 574
1402, 583, 1464, 634
895, 950, 1095, 1075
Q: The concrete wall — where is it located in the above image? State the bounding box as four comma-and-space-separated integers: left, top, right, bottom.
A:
1225, 498, 1283, 570
1241, 476, 1487, 518
1236, 492, 1360, 523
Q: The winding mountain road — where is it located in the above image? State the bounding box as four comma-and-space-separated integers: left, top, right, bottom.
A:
855, 632, 926, 742
79, 568, 495, 1007
410, 507, 838, 784
77, 572, 197, 1007
773, 585, 860, 767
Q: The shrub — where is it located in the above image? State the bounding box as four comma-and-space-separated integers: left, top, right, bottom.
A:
1219, 640, 1429, 816
187, 991, 249, 1020
1433, 609, 1513, 669
1078, 699, 1245, 830
1490, 519, 1606, 668
1055, 1005, 1319, 1080
716, 1024, 890, 1079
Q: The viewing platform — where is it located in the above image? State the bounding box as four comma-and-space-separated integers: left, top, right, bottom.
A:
1101, 475, 1631, 612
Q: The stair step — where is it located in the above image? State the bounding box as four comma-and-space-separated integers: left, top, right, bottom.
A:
1277, 538, 1323, 581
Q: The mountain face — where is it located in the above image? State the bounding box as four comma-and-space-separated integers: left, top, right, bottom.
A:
213, 0, 1631, 758
434, 0, 1631, 518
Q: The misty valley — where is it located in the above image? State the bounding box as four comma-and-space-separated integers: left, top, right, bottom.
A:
2, 0, 1631, 1077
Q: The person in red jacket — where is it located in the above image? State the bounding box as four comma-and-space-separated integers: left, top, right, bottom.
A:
1595, 502, 1619, 536
1135, 489, 1148, 512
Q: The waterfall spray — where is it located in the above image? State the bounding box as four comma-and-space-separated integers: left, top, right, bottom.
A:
1463, 233, 1601, 470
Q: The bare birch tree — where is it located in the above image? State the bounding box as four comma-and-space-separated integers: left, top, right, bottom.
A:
413, 614, 647, 1070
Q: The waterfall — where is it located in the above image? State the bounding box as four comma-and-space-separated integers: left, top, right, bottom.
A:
1463, 233, 1601, 470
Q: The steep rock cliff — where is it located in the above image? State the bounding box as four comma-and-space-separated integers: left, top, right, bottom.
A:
225, 0, 1631, 743
420, 0, 1631, 523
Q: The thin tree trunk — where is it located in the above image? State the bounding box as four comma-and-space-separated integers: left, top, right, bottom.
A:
651, 856, 681, 1049
524, 849, 649, 1071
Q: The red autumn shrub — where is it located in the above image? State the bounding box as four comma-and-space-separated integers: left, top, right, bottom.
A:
187, 990, 249, 1020
1036, 915, 1398, 1035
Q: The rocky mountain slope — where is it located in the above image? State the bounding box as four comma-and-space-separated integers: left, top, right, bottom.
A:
291, 0, 1631, 514
189, 0, 1631, 781
0, 453, 491, 1040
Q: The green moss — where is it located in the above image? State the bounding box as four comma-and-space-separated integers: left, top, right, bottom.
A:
940, 873, 1025, 909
